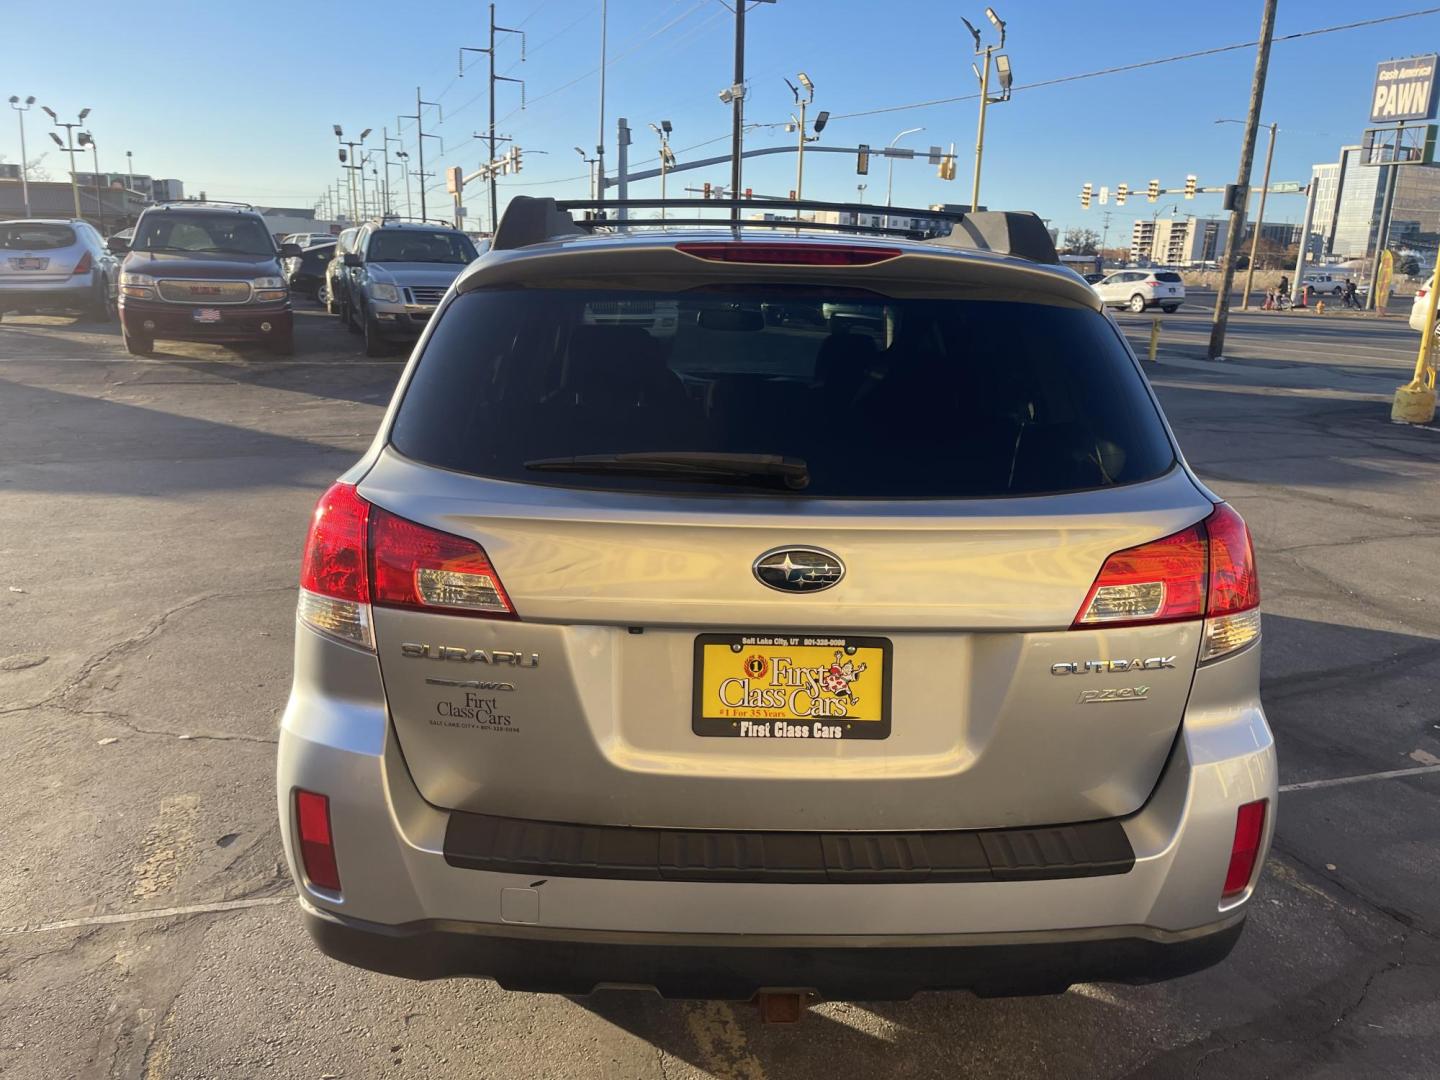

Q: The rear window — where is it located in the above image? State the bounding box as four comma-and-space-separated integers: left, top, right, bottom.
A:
1154, 272, 1183, 283
366, 230, 476, 264
391, 287, 1176, 498
1, 224, 76, 250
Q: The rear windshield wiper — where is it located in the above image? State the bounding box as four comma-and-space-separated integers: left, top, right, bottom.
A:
524, 452, 809, 490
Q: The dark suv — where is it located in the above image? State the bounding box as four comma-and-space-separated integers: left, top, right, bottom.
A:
116, 203, 301, 355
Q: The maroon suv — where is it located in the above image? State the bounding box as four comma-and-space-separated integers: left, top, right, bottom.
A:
116, 204, 301, 355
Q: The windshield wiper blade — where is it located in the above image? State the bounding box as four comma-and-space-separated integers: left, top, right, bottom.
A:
524, 452, 809, 490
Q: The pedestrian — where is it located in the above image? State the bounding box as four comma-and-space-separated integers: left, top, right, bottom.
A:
1278, 274, 1289, 300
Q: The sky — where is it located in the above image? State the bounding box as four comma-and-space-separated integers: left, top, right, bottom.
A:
3, 0, 1438, 240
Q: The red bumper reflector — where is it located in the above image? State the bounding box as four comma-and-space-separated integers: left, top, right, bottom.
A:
296, 789, 341, 892
1222, 799, 1267, 899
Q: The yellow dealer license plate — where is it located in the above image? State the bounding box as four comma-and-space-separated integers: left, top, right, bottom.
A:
692, 634, 892, 740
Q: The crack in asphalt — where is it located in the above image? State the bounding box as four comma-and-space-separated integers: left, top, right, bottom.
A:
0, 586, 293, 721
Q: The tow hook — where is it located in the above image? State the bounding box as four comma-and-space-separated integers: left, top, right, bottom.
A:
754, 990, 811, 1024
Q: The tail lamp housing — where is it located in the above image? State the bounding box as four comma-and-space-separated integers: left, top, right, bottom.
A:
297, 482, 515, 651
1073, 503, 1260, 662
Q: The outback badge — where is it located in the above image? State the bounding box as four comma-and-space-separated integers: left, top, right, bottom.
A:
753, 547, 845, 593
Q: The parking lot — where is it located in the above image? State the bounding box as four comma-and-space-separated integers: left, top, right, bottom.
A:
1, 299, 1438, 1079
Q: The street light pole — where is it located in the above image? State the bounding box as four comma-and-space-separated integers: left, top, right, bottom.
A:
43, 105, 90, 220
787, 73, 819, 218
963, 9, 1009, 214
81, 132, 104, 233
596, 0, 607, 201
1241, 122, 1278, 310
650, 121, 674, 219
8, 95, 35, 218
885, 125, 924, 230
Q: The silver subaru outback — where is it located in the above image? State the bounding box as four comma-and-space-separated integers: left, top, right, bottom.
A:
278, 197, 1274, 1002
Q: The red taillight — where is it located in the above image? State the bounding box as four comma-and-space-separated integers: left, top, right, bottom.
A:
1072, 524, 1208, 628
1204, 502, 1259, 615
1144, 279, 1160, 287
72, 252, 92, 275
675, 242, 902, 266
1072, 503, 1259, 630
300, 482, 371, 602
1222, 799, 1267, 899
295, 789, 341, 892
370, 506, 516, 618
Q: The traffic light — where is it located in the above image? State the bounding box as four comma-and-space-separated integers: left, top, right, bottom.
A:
703, 182, 712, 200
938, 155, 956, 180
744, 187, 752, 199
1147, 178, 1160, 203
789, 189, 797, 199
1115, 182, 1128, 207
513, 147, 522, 173
1080, 182, 1092, 209
1184, 174, 1197, 199
857, 143, 870, 176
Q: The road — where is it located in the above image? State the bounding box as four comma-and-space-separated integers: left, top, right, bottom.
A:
1, 303, 1438, 1079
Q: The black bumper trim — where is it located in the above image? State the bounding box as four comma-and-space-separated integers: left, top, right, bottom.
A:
443, 811, 1135, 884
303, 907, 1245, 999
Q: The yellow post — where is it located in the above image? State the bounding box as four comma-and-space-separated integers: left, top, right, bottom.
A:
1148, 318, 1162, 363
1392, 259, 1440, 424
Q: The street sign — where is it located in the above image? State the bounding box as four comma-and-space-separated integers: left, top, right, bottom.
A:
928, 145, 943, 165
1370, 55, 1439, 124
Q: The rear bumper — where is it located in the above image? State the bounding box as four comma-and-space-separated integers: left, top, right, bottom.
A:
278, 627, 1276, 998
302, 901, 1245, 999
0, 275, 99, 310
120, 298, 292, 343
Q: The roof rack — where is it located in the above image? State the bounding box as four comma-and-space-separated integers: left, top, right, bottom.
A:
492, 197, 1057, 264
151, 199, 256, 211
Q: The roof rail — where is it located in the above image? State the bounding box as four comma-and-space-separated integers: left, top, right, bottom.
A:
152, 199, 256, 211
492, 197, 1057, 263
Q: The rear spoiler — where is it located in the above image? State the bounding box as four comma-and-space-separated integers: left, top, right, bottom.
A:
922, 212, 1060, 265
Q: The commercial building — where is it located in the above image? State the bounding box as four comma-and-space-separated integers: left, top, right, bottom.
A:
1308, 146, 1440, 261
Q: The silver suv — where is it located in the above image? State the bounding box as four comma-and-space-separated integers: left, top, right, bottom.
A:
341, 220, 478, 355
279, 197, 1274, 1003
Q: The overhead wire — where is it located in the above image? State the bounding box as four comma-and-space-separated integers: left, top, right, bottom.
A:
796, 7, 1440, 125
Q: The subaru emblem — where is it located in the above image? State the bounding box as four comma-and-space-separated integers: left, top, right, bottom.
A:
752, 547, 845, 593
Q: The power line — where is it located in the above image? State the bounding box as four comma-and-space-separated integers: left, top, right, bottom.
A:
810, 7, 1440, 124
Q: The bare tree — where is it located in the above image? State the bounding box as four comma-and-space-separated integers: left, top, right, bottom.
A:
1062, 227, 1100, 255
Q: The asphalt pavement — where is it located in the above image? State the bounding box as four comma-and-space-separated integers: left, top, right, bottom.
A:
1, 301, 1438, 1079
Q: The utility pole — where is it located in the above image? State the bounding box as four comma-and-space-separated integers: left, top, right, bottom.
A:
596, 0, 607, 201
403, 89, 443, 221
1208, 0, 1277, 361
1241, 122, 1278, 309
8, 96, 35, 218
462, 9, 524, 232
730, 0, 743, 221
